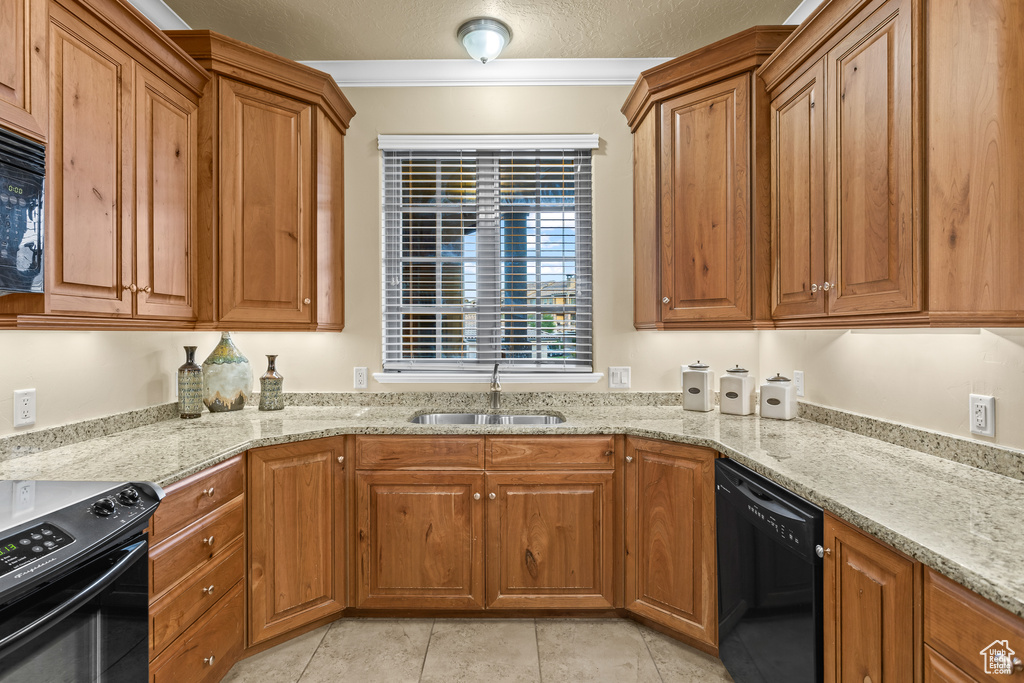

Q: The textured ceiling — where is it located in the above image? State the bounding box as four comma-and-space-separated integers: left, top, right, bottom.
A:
162, 0, 803, 61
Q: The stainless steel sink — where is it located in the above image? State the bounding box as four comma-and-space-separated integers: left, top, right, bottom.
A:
410, 412, 565, 425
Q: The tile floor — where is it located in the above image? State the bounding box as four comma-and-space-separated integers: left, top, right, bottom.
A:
223, 618, 734, 683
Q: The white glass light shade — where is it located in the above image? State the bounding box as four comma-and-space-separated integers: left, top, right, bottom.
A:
458, 19, 511, 64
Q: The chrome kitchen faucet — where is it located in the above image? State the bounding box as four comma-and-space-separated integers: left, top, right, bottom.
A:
490, 363, 501, 410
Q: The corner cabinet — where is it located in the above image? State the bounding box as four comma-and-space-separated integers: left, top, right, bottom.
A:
622, 27, 793, 330
166, 31, 354, 331
624, 438, 717, 652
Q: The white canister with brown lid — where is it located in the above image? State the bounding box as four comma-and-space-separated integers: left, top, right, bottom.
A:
682, 361, 715, 412
760, 373, 798, 420
720, 365, 755, 416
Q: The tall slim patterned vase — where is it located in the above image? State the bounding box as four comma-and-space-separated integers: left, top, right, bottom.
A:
259, 355, 284, 411
177, 346, 203, 419
202, 332, 252, 412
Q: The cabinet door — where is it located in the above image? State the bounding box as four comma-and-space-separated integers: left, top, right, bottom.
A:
46, 10, 133, 316
134, 66, 197, 320
825, 0, 918, 315
625, 438, 717, 649
248, 437, 346, 646
218, 78, 313, 325
770, 60, 827, 319
486, 472, 615, 610
824, 512, 917, 683
355, 471, 485, 610
0, 0, 46, 140
659, 73, 751, 322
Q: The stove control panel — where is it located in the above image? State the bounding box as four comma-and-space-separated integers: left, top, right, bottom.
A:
89, 487, 149, 521
0, 523, 74, 578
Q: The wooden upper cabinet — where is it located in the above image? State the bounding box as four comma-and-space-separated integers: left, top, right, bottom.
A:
167, 31, 355, 331
823, 512, 918, 683
623, 26, 793, 330
0, 0, 47, 141
771, 60, 826, 319
624, 438, 717, 651
659, 74, 751, 323
248, 437, 346, 645
217, 79, 312, 325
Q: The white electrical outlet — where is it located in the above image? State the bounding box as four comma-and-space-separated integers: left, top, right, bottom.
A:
353, 367, 368, 389
608, 366, 631, 389
969, 394, 995, 437
13, 389, 35, 428
13, 481, 35, 515
793, 370, 805, 397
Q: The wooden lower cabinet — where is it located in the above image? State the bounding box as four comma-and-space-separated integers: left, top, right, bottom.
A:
150, 581, 244, 683
355, 470, 485, 609
248, 437, 347, 645
624, 438, 717, 650
486, 471, 615, 609
823, 512, 919, 683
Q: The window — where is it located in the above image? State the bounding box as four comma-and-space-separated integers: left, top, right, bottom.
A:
380, 135, 596, 375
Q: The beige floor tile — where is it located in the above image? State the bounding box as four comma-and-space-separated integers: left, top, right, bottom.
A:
419, 619, 540, 683
298, 618, 434, 683
536, 618, 662, 683
639, 625, 733, 682
222, 624, 330, 683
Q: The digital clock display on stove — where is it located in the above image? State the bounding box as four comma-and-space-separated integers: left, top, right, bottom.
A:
0, 524, 75, 578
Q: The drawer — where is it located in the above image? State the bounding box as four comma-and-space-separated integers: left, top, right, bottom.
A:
924, 568, 1024, 681
486, 435, 616, 470
356, 436, 484, 469
150, 496, 243, 598
151, 455, 243, 543
150, 581, 243, 683
924, 645, 975, 683
150, 538, 243, 657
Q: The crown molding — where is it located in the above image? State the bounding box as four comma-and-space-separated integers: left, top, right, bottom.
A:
300, 58, 669, 87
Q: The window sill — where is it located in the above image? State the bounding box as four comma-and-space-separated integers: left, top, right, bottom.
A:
372, 372, 605, 385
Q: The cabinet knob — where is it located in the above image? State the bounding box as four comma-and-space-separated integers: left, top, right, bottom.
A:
303, 297, 311, 305
1012, 656, 1023, 672
662, 296, 670, 304
202, 487, 215, 497
815, 545, 831, 558
489, 492, 496, 500
204, 655, 215, 667
141, 285, 152, 294
823, 282, 833, 291
473, 493, 481, 500
123, 283, 137, 293
625, 455, 633, 463
202, 584, 215, 595
811, 284, 819, 293
337, 456, 345, 466
604, 450, 613, 457
202, 536, 215, 547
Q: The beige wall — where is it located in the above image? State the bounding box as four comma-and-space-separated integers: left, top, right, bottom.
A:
0, 84, 1021, 452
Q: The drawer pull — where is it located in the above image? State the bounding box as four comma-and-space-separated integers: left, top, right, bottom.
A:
489, 492, 496, 500
473, 493, 481, 500
337, 456, 345, 465
202, 487, 215, 497
625, 455, 633, 463
204, 655, 215, 667
1014, 656, 1023, 673
202, 584, 215, 595
203, 536, 215, 547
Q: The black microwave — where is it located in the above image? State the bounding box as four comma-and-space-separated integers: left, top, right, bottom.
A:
0, 127, 44, 295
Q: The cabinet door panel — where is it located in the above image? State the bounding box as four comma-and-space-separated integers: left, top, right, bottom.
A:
135, 67, 196, 319
625, 438, 717, 648
248, 437, 346, 645
356, 471, 485, 610
824, 512, 916, 683
827, 0, 918, 315
0, 0, 46, 140
771, 60, 826, 318
486, 472, 614, 609
46, 14, 133, 315
218, 79, 312, 324
660, 74, 751, 322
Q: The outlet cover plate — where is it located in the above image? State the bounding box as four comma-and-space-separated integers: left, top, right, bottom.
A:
969, 394, 995, 437
793, 370, 805, 397
13, 389, 36, 428
608, 366, 631, 389
353, 367, 368, 389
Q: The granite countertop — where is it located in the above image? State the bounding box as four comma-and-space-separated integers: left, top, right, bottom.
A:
1, 402, 1022, 620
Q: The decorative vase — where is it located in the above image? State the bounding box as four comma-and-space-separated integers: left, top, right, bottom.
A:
177, 346, 204, 419
259, 355, 284, 411
201, 332, 252, 412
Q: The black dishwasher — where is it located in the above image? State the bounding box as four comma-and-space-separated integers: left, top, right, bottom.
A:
716, 459, 824, 683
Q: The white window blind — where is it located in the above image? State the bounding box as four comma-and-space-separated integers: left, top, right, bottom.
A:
381, 139, 593, 373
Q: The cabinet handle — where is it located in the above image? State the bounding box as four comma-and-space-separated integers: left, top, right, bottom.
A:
604, 450, 613, 457
337, 456, 345, 466
810, 284, 819, 293
489, 492, 496, 500
662, 296, 670, 304
303, 297, 311, 305
823, 282, 833, 292
204, 655, 215, 667
625, 455, 633, 463
473, 493, 481, 500
123, 283, 137, 293
202, 584, 215, 595
202, 487, 215, 497
1012, 656, 1022, 673
202, 536, 215, 547
815, 545, 831, 558
140, 285, 152, 294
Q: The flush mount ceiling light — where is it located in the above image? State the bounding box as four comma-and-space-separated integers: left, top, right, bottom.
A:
458, 18, 512, 64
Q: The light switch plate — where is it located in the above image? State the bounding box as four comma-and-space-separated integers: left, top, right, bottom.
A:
793, 370, 805, 397
13, 389, 35, 428
969, 394, 995, 437
608, 366, 631, 389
